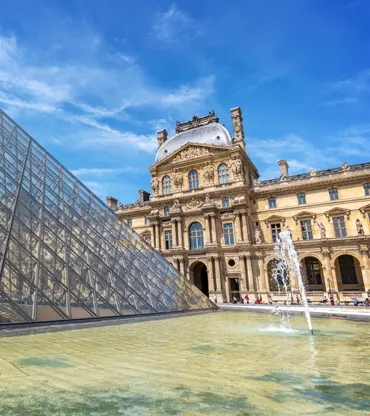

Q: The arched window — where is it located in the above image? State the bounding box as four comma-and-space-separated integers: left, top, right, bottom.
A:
268, 197, 277, 209
162, 175, 172, 194
222, 197, 229, 208
364, 183, 370, 196
163, 206, 170, 216
304, 257, 323, 285
189, 222, 204, 249
329, 188, 338, 201
218, 163, 229, 184
188, 169, 199, 189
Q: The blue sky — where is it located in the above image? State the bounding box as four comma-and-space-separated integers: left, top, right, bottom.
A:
1, 0, 370, 204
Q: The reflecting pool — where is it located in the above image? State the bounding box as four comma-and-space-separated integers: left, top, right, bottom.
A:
0, 312, 369, 415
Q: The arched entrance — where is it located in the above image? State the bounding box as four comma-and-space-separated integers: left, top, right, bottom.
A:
301, 257, 325, 291
191, 262, 209, 296
335, 255, 364, 292
267, 259, 290, 292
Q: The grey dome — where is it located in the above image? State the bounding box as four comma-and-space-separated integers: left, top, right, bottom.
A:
155, 123, 233, 163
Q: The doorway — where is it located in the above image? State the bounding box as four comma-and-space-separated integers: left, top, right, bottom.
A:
192, 262, 209, 296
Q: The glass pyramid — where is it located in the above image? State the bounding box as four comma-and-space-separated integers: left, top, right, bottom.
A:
0, 110, 213, 324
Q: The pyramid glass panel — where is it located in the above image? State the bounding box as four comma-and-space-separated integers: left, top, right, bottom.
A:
0, 110, 213, 324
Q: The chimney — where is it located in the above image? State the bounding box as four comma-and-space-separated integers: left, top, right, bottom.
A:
230, 106, 245, 151
139, 189, 150, 202
157, 129, 168, 149
106, 196, 118, 210
277, 160, 289, 177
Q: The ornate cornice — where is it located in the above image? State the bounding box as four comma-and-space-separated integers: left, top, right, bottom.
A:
324, 207, 350, 220
175, 110, 219, 134
293, 211, 317, 224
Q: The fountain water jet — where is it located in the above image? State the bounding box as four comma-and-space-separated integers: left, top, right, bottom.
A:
273, 230, 313, 334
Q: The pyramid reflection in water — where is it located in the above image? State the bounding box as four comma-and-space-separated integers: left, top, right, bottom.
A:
0, 110, 213, 324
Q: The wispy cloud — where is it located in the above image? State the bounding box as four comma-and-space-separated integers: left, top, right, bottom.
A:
150, 4, 201, 44
71, 167, 138, 176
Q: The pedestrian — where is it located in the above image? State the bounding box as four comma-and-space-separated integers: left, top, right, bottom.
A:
350, 296, 359, 306
244, 293, 249, 304
213, 294, 217, 304
330, 295, 335, 306
296, 295, 300, 305
232, 296, 238, 304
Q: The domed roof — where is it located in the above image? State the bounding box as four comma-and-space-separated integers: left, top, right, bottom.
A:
155, 122, 233, 163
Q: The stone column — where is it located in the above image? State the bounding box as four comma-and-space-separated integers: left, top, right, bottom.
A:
241, 210, 250, 243
322, 247, 338, 294
235, 212, 242, 242
360, 245, 370, 291
238, 254, 247, 292
245, 253, 255, 292
206, 254, 215, 294
177, 218, 184, 248
211, 214, 218, 244
289, 270, 299, 292
171, 218, 178, 247
204, 214, 211, 245
214, 255, 225, 302
153, 221, 160, 250
257, 254, 266, 291
178, 258, 185, 276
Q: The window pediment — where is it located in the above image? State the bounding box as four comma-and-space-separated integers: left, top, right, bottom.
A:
324, 207, 350, 220
264, 215, 286, 227
293, 211, 317, 224
359, 203, 370, 217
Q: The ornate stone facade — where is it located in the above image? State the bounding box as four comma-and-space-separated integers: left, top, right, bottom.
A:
111, 107, 370, 303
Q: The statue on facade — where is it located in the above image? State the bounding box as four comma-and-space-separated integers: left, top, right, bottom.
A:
151, 176, 159, 194
319, 222, 326, 239
231, 156, 243, 177
341, 161, 350, 170
310, 168, 317, 177
204, 193, 213, 205
356, 219, 364, 235
252, 177, 260, 186
285, 225, 292, 239
172, 169, 183, 190
172, 199, 180, 210
203, 162, 214, 183
255, 227, 262, 244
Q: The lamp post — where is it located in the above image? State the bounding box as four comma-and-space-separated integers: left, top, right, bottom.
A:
327, 277, 331, 296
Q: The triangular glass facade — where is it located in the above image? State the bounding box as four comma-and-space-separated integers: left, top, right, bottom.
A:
0, 110, 213, 324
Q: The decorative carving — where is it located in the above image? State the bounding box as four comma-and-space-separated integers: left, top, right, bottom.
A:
175, 110, 219, 134
321, 247, 331, 257
204, 193, 214, 205
172, 199, 181, 210
150, 209, 159, 216
117, 203, 124, 210
310, 168, 317, 177
151, 176, 159, 195
252, 177, 260, 186
356, 219, 364, 235
280, 174, 287, 182
254, 227, 262, 244
359, 245, 369, 256
172, 169, 183, 190
186, 197, 203, 209
319, 222, 326, 239
220, 213, 235, 220
341, 161, 350, 170
172, 145, 218, 162
203, 162, 214, 184
233, 196, 245, 204
231, 156, 243, 178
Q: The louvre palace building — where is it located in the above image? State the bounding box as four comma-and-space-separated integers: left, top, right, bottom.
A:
110, 107, 370, 303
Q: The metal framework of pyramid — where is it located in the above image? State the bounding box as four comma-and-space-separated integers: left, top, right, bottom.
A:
0, 110, 213, 325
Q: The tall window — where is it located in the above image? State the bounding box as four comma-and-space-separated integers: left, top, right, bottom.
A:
304, 257, 323, 285
162, 175, 172, 194
329, 188, 338, 201
145, 216, 150, 225
218, 163, 229, 184
164, 230, 173, 249
364, 183, 370, 196
339, 255, 358, 284
189, 222, 204, 249
223, 223, 235, 245
163, 206, 170, 216
333, 216, 347, 237
300, 220, 313, 240
222, 197, 230, 208
127, 218, 132, 227
297, 192, 306, 205
271, 223, 281, 242
188, 169, 199, 189
268, 197, 276, 209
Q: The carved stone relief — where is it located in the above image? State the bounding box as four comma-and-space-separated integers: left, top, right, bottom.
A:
172, 169, 183, 191
203, 162, 214, 184
172, 146, 223, 162
230, 156, 243, 179
151, 176, 159, 195
186, 197, 203, 209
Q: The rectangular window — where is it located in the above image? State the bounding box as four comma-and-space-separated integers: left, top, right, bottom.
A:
223, 223, 234, 245
300, 220, 313, 240
329, 188, 338, 201
365, 183, 370, 196
222, 197, 229, 208
333, 216, 346, 238
297, 193, 306, 205
145, 216, 150, 225
127, 218, 132, 227
271, 223, 281, 242
268, 197, 276, 209
164, 230, 173, 249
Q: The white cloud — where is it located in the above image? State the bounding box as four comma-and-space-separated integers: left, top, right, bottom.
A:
71, 167, 138, 176
150, 4, 200, 44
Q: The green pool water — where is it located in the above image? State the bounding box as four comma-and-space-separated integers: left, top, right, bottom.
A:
0, 311, 369, 415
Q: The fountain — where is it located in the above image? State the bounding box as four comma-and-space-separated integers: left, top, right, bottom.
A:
273, 230, 314, 334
